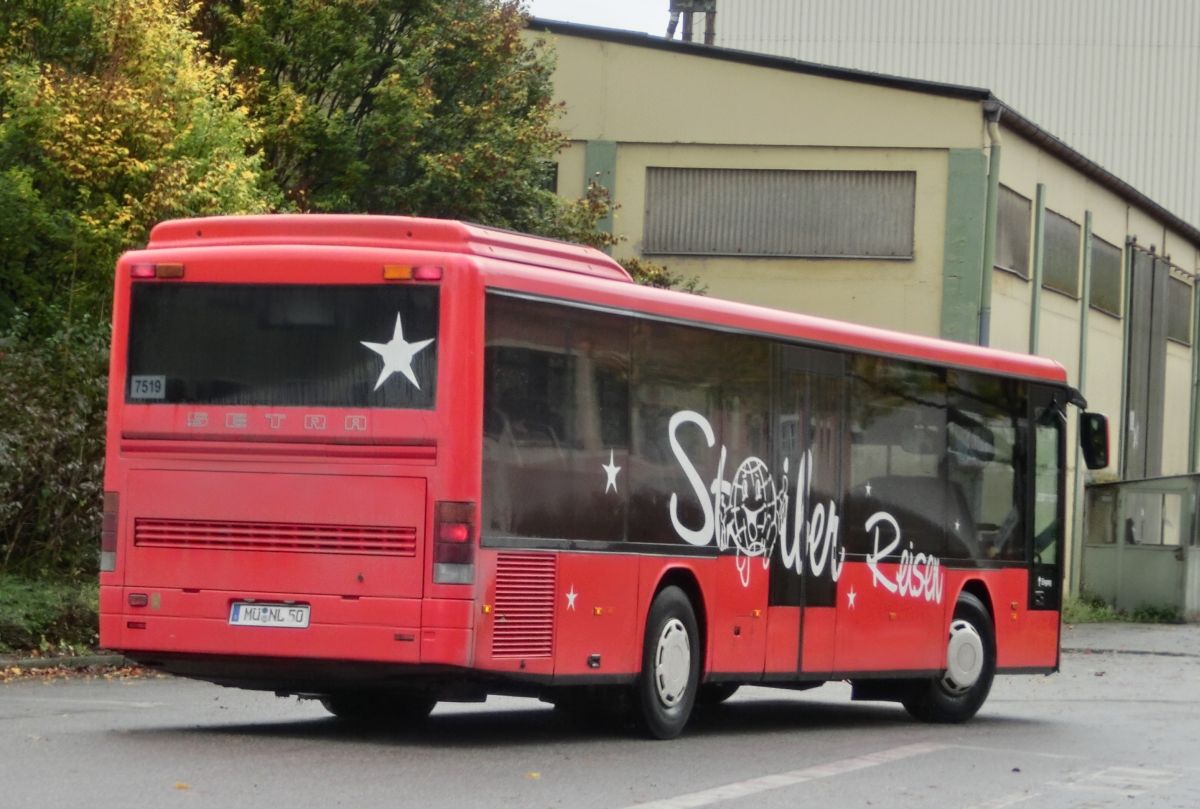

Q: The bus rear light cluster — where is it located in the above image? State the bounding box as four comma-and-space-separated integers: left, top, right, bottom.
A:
100, 492, 119, 572
130, 263, 185, 279
433, 501, 475, 584
383, 264, 443, 281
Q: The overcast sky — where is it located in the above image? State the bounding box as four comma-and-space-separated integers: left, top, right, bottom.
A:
525, 0, 666, 36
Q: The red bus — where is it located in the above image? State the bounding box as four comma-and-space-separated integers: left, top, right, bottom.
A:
100, 215, 1107, 738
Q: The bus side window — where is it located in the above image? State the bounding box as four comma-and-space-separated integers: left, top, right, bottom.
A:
945, 372, 1028, 561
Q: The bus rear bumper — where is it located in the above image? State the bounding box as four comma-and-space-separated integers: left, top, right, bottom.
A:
100, 585, 474, 670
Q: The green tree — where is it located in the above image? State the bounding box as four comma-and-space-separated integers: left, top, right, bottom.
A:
200, 0, 567, 232
0, 0, 277, 582
0, 0, 277, 328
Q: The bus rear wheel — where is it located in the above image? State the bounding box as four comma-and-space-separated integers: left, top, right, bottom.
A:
635, 586, 701, 739
903, 591, 995, 723
321, 691, 436, 724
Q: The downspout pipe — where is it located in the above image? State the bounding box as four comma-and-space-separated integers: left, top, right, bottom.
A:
1191, 271, 1200, 472
979, 102, 1003, 348
1070, 211, 1094, 597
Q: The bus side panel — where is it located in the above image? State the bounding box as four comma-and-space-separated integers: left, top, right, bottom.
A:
472, 547, 555, 678
833, 560, 943, 672
800, 607, 836, 672
710, 555, 768, 677
944, 568, 1058, 670
553, 553, 640, 677
763, 606, 800, 674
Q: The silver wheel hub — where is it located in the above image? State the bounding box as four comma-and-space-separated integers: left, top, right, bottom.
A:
654, 618, 691, 707
942, 619, 984, 694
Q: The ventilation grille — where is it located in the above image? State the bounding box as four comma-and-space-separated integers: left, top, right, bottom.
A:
134, 518, 417, 556
491, 552, 557, 659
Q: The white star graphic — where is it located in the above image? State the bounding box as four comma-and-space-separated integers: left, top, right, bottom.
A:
954, 520, 961, 532
565, 585, 578, 611
847, 586, 857, 609
361, 313, 435, 391
864, 482, 872, 497
602, 449, 622, 493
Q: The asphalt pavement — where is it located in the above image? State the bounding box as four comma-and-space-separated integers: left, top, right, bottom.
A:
3, 621, 1199, 808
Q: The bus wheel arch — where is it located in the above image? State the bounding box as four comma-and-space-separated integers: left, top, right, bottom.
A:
957, 579, 995, 625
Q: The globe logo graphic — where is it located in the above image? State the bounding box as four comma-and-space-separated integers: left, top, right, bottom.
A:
723, 457, 781, 560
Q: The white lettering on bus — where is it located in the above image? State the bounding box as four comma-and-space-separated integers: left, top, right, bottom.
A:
864, 512, 945, 603
668, 410, 718, 547
668, 410, 942, 602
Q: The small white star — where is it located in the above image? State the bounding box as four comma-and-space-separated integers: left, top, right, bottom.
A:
864, 482, 872, 497
361, 313, 435, 391
847, 586, 857, 609
954, 520, 961, 532
565, 585, 578, 611
602, 449, 622, 493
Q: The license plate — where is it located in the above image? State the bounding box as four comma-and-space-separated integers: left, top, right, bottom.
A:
229, 602, 310, 628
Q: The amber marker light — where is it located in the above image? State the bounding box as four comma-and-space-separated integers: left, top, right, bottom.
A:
383, 265, 414, 280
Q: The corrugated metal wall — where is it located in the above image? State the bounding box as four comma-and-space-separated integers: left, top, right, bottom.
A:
643, 167, 916, 257
715, 0, 1200, 230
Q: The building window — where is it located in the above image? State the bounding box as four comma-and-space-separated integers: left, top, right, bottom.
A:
1043, 210, 1080, 297
643, 167, 915, 259
995, 185, 1031, 278
538, 161, 559, 193
1167, 275, 1193, 346
1088, 235, 1122, 317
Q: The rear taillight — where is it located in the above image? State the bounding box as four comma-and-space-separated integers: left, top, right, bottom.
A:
433, 501, 475, 584
100, 491, 119, 572
130, 263, 184, 279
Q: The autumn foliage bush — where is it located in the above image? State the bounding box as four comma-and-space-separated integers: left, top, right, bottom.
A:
0, 311, 109, 580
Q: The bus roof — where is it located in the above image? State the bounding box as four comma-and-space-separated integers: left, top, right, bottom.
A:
146, 215, 633, 283
142, 214, 1068, 387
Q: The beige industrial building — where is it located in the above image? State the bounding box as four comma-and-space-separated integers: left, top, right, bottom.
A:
715, 0, 1200, 240
527, 20, 1200, 608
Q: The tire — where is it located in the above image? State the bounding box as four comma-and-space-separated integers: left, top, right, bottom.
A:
903, 591, 996, 723
635, 586, 701, 739
697, 683, 740, 706
321, 691, 436, 725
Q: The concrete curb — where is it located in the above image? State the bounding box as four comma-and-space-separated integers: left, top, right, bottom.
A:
1061, 646, 1198, 659
0, 654, 132, 671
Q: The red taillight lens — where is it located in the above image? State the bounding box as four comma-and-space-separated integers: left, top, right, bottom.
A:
130, 263, 184, 279
434, 501, 475, 584
412, 265, 443, 281
100, 491, 119, 572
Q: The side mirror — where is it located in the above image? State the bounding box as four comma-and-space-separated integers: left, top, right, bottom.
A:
1080, 411, 1109, 470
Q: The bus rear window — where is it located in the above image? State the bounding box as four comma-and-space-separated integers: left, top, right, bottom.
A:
126, 283, 438, 409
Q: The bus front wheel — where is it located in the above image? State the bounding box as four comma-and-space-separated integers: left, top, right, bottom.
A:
903, 591, 995, 723
635, 586, 701, 739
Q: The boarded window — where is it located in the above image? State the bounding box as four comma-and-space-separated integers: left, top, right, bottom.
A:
643, 167, 915, 258
1167, 275, 1193, 345
1043, 210, 1080, 297
995, 185, 1031, 278
1088, 235, 1122, 317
